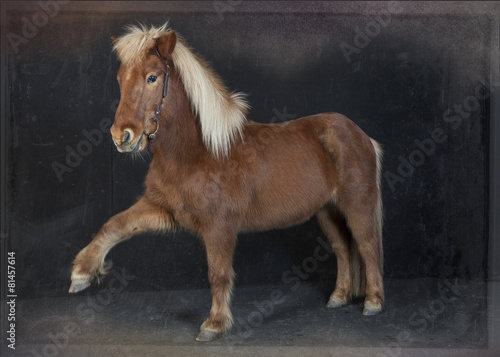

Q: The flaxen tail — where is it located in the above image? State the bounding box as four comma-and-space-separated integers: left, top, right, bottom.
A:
349, 139, 384, 298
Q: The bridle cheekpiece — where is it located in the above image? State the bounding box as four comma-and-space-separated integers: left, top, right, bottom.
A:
144, 42, 170, 142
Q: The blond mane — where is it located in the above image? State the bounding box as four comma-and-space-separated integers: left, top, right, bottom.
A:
113, 23, 249, 158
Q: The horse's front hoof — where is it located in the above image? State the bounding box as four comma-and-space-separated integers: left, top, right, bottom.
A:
326, 297, 347, 309
68, 277, 91, 293
196, 329, 223, 342
362, 304, 382, 316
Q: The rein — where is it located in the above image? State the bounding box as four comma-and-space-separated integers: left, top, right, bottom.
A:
144, 44, 170, 142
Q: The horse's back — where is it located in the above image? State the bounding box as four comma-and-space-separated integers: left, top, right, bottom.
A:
243, 112, 376, 175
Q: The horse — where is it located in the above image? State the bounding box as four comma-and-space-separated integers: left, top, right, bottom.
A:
69, 23, 384, 342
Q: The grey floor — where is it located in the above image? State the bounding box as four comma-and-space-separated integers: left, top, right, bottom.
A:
3, 278, 500, 357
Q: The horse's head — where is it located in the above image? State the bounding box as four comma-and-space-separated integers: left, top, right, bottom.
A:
110, 23, 248, 157
110, 31, 177, 153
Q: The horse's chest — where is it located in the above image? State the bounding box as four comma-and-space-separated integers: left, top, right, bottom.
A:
145, 177, 221, 230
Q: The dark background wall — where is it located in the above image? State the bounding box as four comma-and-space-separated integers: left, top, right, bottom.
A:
1, 1, 497, 298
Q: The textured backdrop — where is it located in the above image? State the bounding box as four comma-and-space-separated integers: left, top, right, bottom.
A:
2, 1, 496, 298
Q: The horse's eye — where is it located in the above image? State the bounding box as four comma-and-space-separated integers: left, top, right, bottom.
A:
147, 75, 157, 84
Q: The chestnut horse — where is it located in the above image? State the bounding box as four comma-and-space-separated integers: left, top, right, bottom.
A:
69, 23, 384, 342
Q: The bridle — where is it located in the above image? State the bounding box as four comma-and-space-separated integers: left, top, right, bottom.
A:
143, 44, 170, 142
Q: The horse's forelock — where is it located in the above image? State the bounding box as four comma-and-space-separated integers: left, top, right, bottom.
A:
113, 23, 170, 67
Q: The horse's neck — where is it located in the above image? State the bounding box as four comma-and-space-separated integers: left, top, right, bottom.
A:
152, 78, 205, 163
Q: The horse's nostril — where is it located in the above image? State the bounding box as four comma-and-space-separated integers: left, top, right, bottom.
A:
123, 130, 131, 145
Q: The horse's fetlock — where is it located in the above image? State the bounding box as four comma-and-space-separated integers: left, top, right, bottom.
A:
98, 259, 113, 276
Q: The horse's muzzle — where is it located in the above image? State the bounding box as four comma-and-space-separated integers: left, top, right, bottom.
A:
113, 129, 145, 153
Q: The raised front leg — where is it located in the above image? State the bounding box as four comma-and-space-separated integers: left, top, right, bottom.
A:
196, 229, 236, 342
69, 197, 176, 293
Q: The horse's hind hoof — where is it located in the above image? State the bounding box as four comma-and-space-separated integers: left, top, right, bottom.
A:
326, 297, 347, 309
68, 279, 91, 293
362, 304, 382, 316
196, 329, 223, 342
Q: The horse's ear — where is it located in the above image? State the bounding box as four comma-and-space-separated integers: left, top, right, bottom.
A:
111, 36, 118, 46
157, 31, 177, 58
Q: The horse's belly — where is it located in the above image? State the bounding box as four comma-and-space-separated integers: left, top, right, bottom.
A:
237, 116, 337, 232
242, 166, 332, 231
244, 195, 328, 231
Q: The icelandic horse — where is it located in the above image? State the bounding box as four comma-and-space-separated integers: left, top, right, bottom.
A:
69, 23, 384, 342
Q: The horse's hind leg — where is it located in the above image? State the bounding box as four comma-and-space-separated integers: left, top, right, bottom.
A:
69, 197, 174, 293
341, 200, 384, 315
197, 228, 236, 342
317, 202, 353, 308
